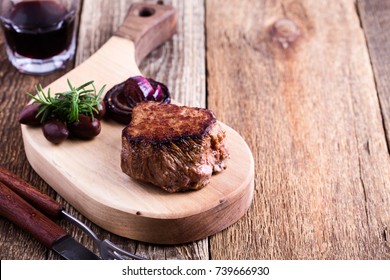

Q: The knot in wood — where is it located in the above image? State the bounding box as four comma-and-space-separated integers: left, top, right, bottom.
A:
270, 18, 300, 49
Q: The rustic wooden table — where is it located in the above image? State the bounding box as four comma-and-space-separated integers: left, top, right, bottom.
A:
1, 0, 390, 260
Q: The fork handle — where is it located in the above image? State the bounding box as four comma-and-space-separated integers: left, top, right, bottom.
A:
0, 165, 62, 218
0, 182, 67, 248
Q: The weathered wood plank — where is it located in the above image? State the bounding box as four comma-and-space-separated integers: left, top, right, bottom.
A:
207, 0, 390, 259
357, 0, 390, 152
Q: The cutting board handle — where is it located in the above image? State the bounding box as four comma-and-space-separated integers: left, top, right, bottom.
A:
115, 2, 177, 64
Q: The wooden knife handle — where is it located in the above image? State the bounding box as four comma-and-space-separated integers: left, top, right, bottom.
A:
0, 165, 62, 219
115, 2, 177, 64
0, 182, 67, 248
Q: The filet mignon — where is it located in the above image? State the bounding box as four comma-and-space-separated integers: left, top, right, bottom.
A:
121, 102, 229, 192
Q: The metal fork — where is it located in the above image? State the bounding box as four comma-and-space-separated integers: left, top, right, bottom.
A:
61, 211, 146, 260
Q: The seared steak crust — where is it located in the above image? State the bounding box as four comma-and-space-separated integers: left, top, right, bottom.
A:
121, 102, 229, 192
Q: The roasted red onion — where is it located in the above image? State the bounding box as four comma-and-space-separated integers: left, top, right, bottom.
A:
104, 76, 170, 124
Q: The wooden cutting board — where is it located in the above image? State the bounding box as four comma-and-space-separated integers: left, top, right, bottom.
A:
20, 3, 254, 244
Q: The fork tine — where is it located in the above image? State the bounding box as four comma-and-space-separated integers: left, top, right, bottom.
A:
103, 240, 147, 260
105, 249, 121, 260
112, 251, 126, 260
61, 210, 146, 260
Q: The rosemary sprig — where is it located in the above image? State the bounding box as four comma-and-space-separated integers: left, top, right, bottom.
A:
28, 80, 106, 123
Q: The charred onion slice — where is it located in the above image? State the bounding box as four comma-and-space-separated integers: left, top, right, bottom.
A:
104, 76, 170, 124
103, 82, 132, 124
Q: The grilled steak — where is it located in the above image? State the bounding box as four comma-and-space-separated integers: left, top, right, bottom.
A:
121, 102, 229, 192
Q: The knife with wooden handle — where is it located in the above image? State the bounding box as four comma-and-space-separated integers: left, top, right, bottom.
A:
0, 180, 100, 259
0, 164, 147, 260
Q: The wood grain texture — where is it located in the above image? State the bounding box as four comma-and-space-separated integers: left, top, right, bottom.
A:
357, 0, 390, 151
139, 0, 206, 108
207, 0, 390, 259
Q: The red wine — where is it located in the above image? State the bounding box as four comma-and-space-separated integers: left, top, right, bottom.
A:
2, 1, 75, 59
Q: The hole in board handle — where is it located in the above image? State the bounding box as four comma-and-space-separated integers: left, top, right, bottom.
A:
138, 7, 155, 17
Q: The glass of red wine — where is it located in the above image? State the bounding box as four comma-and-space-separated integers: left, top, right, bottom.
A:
0, 0, 80, 75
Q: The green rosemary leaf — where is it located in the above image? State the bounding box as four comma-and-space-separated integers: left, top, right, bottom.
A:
78, 89, 95, 95
67, 79, 73, 90
76, 80, 94, 91
97, 84, 106, 99
28, 80, 106, 123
